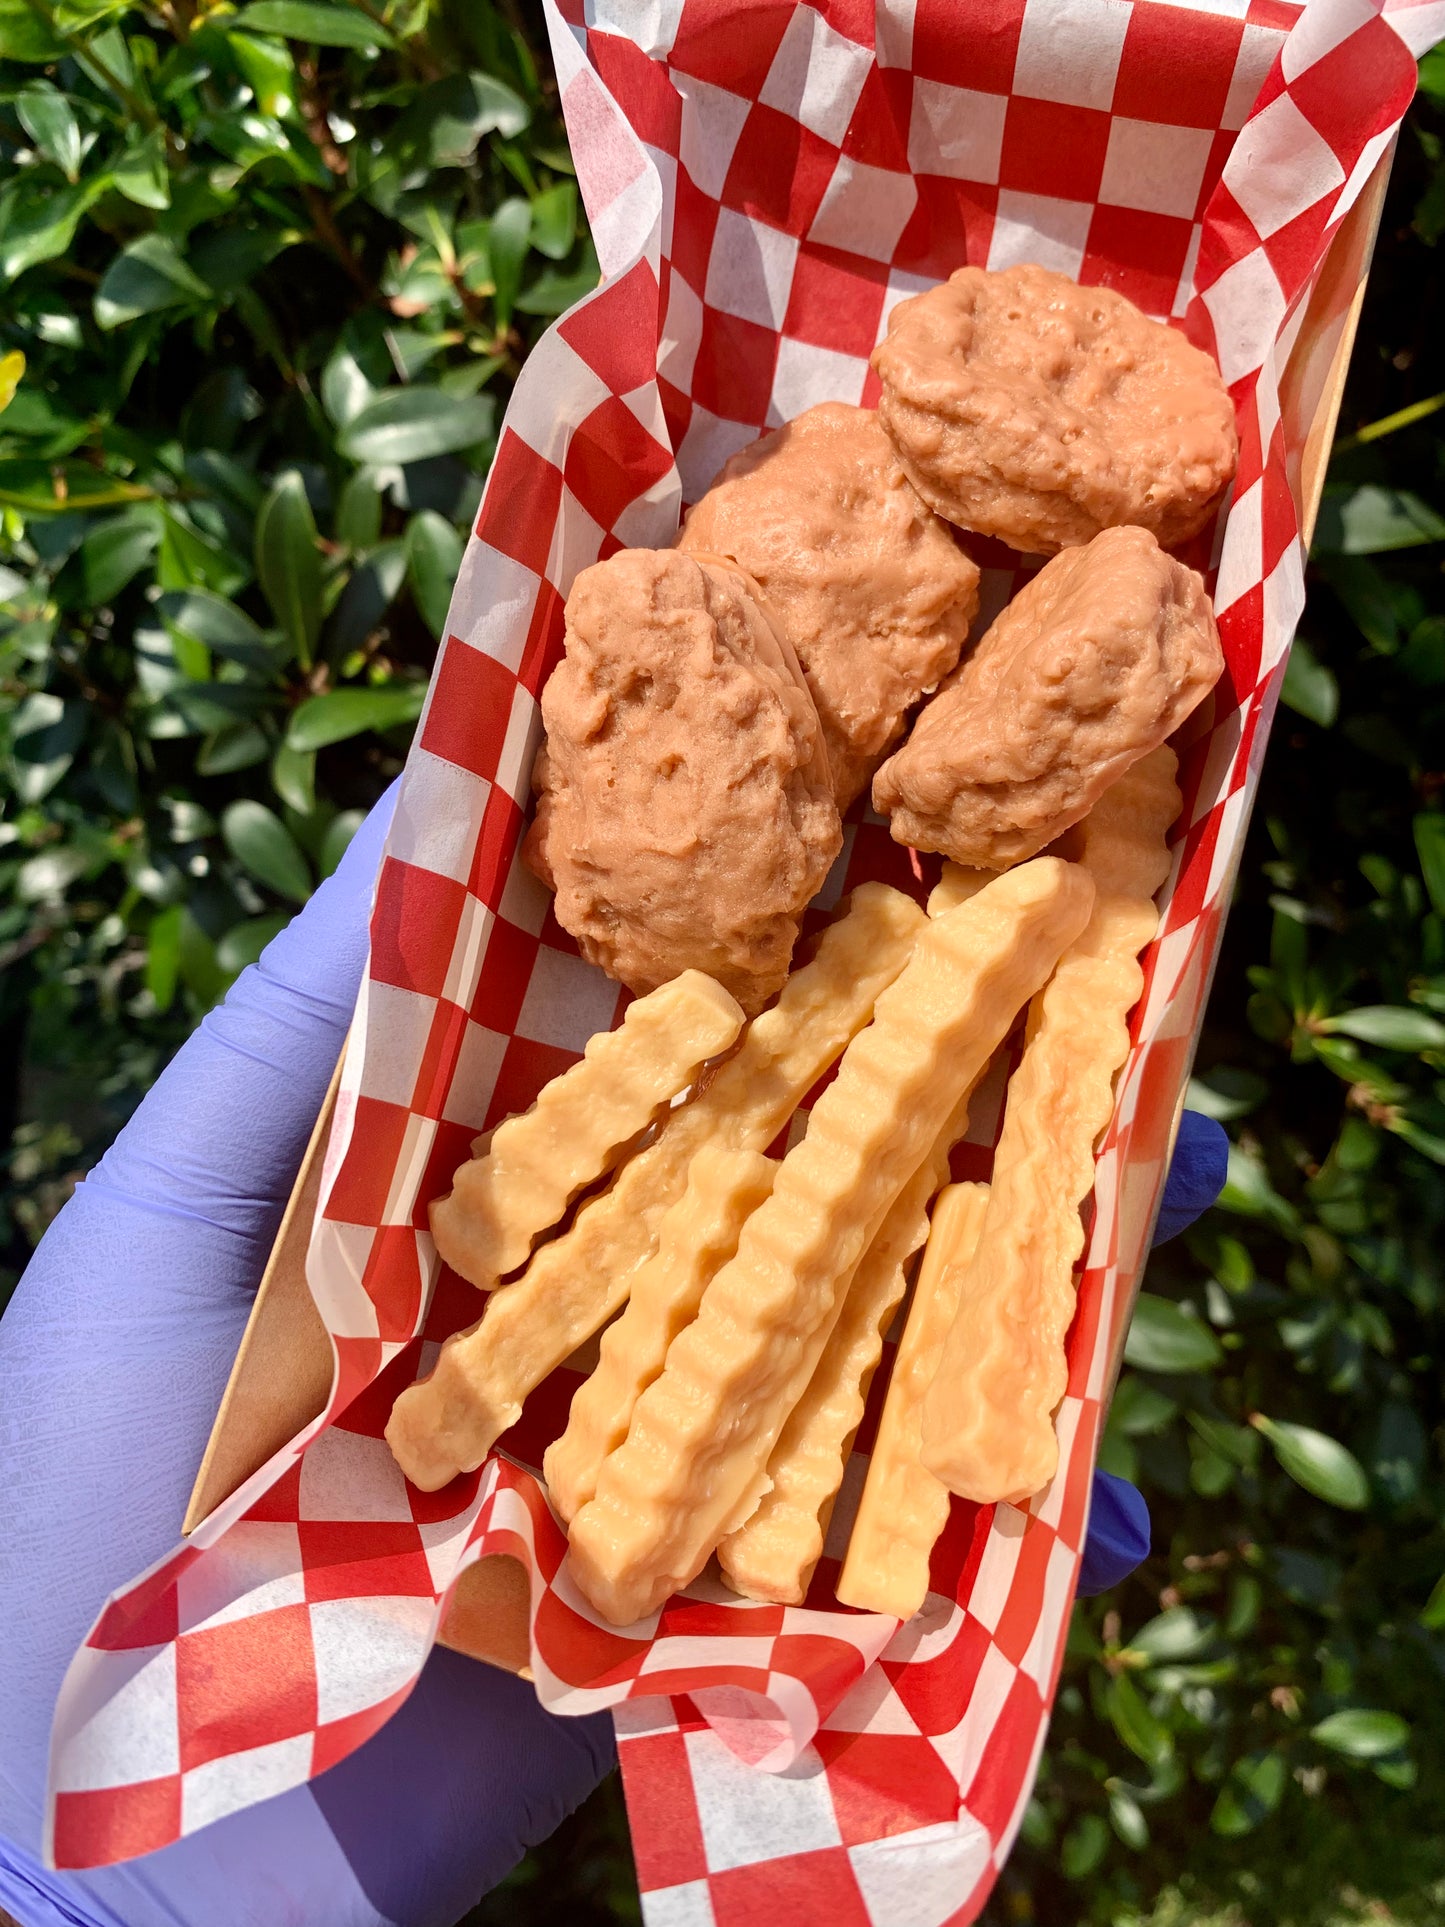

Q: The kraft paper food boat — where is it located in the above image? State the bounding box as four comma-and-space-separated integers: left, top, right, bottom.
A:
48, 1, 1443, 1920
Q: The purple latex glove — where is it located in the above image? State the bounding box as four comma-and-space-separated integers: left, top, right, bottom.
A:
0, 782, 1225, 1927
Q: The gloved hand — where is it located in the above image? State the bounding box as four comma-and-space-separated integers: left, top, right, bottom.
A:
0, 781, 1225, 1927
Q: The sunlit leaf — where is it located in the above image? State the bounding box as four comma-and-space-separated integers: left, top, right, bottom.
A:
235, 0, 394, 48
1251, 1415, 1369, 1509
1211, 1751, 1286, 1836
1310, 1709, 1409, 1758
1312, 485, 1445, 555
1124, 1294, 1223, 1374
404, 509, 462, 638
1280, 636, 1338, 727
255, 470, 322, 668
1320, 1005, 1445, 1051
95, 233, 211, 330
286, 683, 425, 750
338, 387, 495, 465
221, 798, 311, 903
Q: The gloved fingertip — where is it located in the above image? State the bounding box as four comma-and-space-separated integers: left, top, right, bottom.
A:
1078, 1470, 1151, 1597
1153, 1110, 1229, 1245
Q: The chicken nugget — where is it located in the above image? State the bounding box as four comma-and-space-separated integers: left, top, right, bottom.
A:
678, 403, 979, 808
873, 263, 1236, 555
525, 548, 841, 1015
873, 526, 1219, 870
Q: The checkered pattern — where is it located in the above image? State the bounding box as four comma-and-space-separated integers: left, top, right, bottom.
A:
47, 0, 1443, 1916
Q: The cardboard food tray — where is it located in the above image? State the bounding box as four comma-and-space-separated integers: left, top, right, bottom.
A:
49, 1, 1444, 1912
181, 140, 1392, 1673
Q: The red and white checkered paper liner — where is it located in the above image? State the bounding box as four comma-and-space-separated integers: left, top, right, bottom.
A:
48, 0, 1444, 1917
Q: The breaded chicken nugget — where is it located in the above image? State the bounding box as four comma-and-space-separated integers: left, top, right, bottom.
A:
872, 526, 1220, 870
678, 403, 979, 809
525, 548, 841, 1015
873, 264, 1237, 556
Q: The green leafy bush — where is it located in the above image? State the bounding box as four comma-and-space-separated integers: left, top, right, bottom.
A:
0, 0, 593, 1291
4, 10, 1445, 1927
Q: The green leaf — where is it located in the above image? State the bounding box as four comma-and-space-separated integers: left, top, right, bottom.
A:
198, 722, 271, 775
1185, 1066, 1268, 1122
146, 903, 184, 1013
488, 195, 532, 327
1319, 1005, 1445, 1051
529, 179, 577, 260
1419, 1571, 1445, 1631
1124, 1294, 1224, 1374
1211, 1751, 1286, 1836
271, 740, 315, 815
1419, 44, 1445, 102
338, 387, 495, 466
16, 844, 93, 901
1251, 1415, 1369, 1509
404, 509, 462, 639
1060, 1814, 1108, 1881
1280, 636, 1338, 727
1414, 814, 1445, 918
388, 70, 530, 170
1105, 1673, 1172, 1768
80, 509, 160, 605
227, 28, 296, 116
95, 233, 211, 330
1107, 1374, 1177, 1437
0, 179, 105, 280
1129, 1608, 1215, 1664
16, 82, 83, 181
158, 589, 272, 666
0, 0, 67, 57
286, 682, 425, 751
1310, 1709, 1409, 1759
221, 798, 311, 903
113, 129, 170, 210
322, 343, 375, 428
217, 912, 288, 975
158, 506, 248, 598
1107, 1783, 1148, 1851
1218, 1141, 1300, 1233
255, 470, 322, 669
1312, 485, 1445, 555
336, 470, 383, 550
234, 1, 394, 48
516, 249, 600, 317
319, 806, 364, 878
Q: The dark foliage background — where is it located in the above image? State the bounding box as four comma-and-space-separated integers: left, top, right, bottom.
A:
2, 5, 1443, 1922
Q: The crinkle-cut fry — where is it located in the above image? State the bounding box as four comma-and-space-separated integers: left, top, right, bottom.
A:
431, 970, 744, 1292
921, 747, 1182, 1504
716, 1079, 976, 1606
565, 857, 1096, 1627
385, 884, 926, 1492
545, 1147, 778, 1523
835, 1182, 990, 1619
928, 862, 993, 917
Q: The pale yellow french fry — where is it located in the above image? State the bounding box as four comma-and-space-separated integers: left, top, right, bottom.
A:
565, 857, 1095, 1627
715, 1079, 976, 1606
927, 861, 993, 917
385, 884, 926, 1491
431, 970, 744, 1292
545, 1146, 778, 1523
921, 747, 1181, 1504
836, 1181, 990, 1619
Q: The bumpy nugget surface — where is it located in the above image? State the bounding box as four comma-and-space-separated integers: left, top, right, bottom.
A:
872, 263, 1237, 555
678, 404, 980, 809
873, 527, 1219, 870
525, 548, 841, 1015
